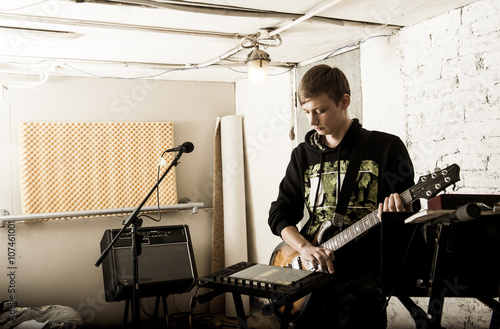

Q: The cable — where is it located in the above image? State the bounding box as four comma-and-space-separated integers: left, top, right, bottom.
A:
61, 61, 252, 80
189, 284, 203, 329
153, 148, 173, 223
227, 67, 247, 74
323, 34, 392, 60
139, 299, 157, 319
228, 65, 292, 77
0, 58, 54, 66
62, 62, 192, 80
155, 152, 164, 222
1, 58, 204, 83
269, 67, 293, 77
137, 214, 159, 222
0, 0, 51, 11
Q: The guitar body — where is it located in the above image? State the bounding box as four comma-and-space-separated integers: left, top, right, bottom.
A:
269, 221, 334, 320
270, 241, 300, 268
269, 241, 311, 320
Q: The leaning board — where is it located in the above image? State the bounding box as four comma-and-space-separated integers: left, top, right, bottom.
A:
19, 122, 177, 215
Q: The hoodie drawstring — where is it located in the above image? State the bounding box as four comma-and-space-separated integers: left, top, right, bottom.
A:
311, 152, 324, 226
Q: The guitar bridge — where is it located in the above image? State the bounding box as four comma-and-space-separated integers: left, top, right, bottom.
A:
291, 256, 302, 270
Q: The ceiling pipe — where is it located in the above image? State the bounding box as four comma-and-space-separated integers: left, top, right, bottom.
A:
270, 0, 344, 37
194, 0, 345, 68
78, 0, 357, 27
90, 0, 396, 30
195, 46, 244, 69
0, 68, 50, 88
0, 12, 243, 40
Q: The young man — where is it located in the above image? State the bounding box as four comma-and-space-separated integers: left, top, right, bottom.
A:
268, 65, 417, 328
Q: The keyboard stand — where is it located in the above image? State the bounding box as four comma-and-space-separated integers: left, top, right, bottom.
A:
381, 212, 500, 329
196, 262, 333, 329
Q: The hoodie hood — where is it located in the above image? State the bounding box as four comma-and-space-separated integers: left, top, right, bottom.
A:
304, 118, 361, 153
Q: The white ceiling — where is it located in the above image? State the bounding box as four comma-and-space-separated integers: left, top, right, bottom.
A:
0, 0, 479, 83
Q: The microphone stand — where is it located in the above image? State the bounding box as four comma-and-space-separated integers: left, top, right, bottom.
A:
95, 150, 187, 328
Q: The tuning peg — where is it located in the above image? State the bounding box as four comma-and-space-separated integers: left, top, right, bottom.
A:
419, 170, 431, 182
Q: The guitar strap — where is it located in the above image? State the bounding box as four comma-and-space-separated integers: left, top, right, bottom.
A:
332, 128, 371, 229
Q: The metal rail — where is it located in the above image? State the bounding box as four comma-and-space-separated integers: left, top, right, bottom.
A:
0, 202, 205, 227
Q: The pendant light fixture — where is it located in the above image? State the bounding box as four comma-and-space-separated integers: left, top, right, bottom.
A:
241, 30, 282, 85
245, 46, 270, 84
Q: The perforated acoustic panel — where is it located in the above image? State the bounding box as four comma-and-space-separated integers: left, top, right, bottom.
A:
19, 122, 177, 215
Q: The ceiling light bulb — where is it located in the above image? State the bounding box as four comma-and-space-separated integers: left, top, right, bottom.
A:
247, 59, 269, 84
245, 47, 270, 85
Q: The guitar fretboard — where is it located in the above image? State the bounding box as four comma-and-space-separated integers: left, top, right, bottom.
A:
320, 188, 413, 252
320, 211, 379, 251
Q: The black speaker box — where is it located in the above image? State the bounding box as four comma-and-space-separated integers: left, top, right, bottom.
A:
100, 225, 197, 302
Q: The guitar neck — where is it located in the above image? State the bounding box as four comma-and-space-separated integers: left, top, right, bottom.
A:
319, 188, 415, 252
320, 210, 379, 251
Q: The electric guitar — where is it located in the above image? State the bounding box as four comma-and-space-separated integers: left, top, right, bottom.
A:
269, 164, 461, 320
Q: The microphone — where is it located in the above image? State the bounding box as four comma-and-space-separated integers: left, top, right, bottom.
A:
165, 141, 194, 153
432, 203, 481, 225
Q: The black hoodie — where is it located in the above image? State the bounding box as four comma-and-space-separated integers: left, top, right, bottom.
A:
268, 119, 418, 278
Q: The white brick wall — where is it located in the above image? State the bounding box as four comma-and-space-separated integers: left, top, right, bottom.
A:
399, 0, 500, 195
385, 0, 499, 327
359, 0, 499, 327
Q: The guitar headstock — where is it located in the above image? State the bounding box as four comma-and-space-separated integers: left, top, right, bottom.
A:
410, 164, 460, 200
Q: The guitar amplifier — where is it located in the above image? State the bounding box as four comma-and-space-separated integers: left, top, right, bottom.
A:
100, 225, 197, 302
428, 194, 500, 210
